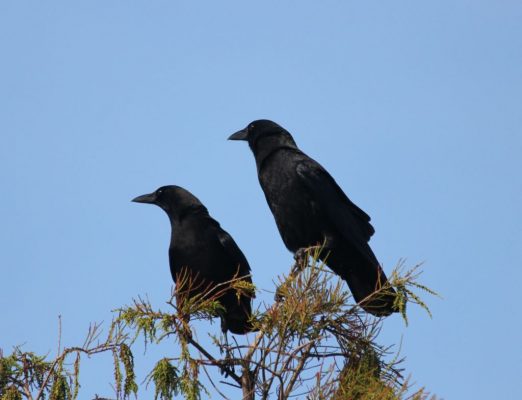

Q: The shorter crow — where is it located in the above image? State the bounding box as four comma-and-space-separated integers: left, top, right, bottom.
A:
229, 120, 397, 316
132, 185, 255, 334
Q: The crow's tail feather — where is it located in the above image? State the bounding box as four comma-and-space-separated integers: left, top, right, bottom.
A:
324, 248, 398, 317
220, 294, 257, 335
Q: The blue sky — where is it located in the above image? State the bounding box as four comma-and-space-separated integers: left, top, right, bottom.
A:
1, 1, 521, 399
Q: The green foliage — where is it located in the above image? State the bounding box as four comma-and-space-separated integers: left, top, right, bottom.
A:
147, 358, 180, 400
230, 278, 257, 303
390, 261, 440, 325
120, 344, 138, 398
332, 342, 400, 400
49, 372, 70, 400
72, 354, 80, 399
112, 344, 138, 399
0, 322, 130, 400
117, 297, 159, 347
0, 349, 50, 400
1, 386, 22, 400
1, 255, 437, 399
113, 348, 122, 397
0, 356, 10, 394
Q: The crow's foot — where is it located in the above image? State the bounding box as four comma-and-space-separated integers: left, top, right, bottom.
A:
275, 246, 320, 301
217, 330, 236, 377
292, 245, 323, 274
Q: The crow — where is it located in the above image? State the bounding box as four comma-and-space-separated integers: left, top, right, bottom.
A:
132, 185, 255, 334
228, 120, 397, 316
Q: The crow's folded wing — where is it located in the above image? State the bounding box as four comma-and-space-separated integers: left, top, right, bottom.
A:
296, 160, 377, 265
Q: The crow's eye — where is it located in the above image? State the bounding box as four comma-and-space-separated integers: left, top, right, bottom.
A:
157, 189, 163, 196
249, 124, 255, 130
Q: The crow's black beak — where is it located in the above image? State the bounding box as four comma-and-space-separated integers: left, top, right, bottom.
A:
228, 128, 248, 141
132, 192, 157, 204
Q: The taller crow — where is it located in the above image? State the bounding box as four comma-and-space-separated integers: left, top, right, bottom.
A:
229, 120, 397, 316
132, 185, 255, 334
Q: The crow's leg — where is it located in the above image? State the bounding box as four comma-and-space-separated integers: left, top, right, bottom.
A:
291, 247, 310, 275
218, 317, 235, 377
275, 245, 324, 301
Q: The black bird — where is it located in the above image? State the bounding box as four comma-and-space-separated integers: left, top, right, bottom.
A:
228, 120, 397, 316
132, 185, 255, 334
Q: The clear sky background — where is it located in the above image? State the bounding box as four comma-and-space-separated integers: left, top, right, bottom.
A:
1, 1, 521, 399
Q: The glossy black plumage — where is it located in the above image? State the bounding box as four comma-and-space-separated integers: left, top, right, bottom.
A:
132, 185, 254, 334
229, 120, 397, 316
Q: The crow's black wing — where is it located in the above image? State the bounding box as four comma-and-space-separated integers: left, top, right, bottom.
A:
296, 160, 377, 264
216, 227, 255, 334
216, 228, 252, 280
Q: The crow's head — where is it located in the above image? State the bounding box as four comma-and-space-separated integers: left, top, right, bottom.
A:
228, 119, 297, 155
132, 185, 207, 220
